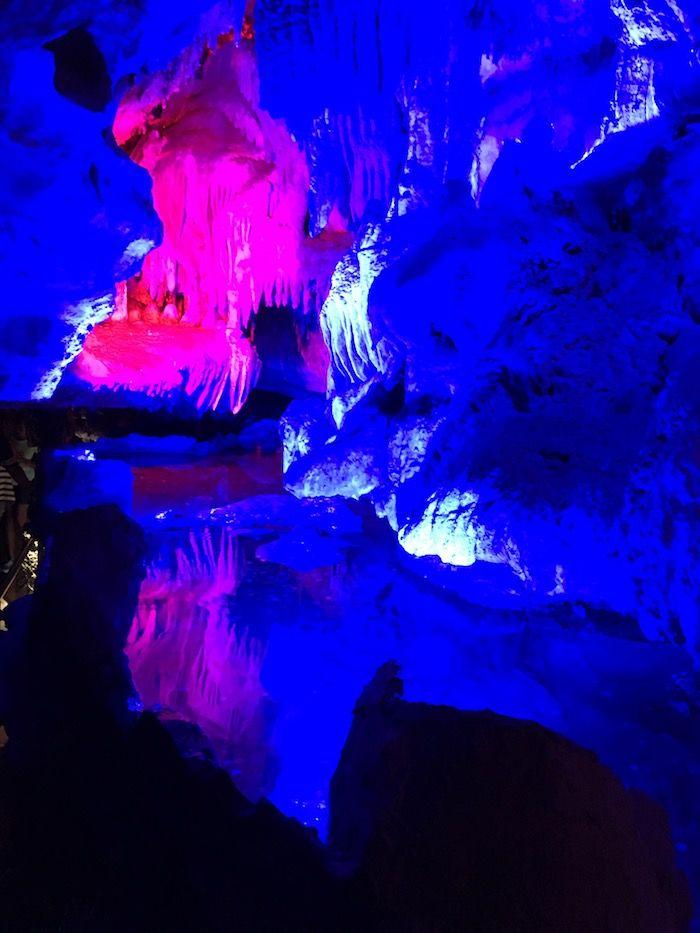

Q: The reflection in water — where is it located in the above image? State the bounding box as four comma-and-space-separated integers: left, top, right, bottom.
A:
126, 528, 276, 800
62, 443, 700, 895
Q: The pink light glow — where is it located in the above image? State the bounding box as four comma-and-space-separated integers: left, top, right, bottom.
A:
78, 29, 348, 410
117, 39, 312, 331
74, 318, 259, 411
126, 527, 277, 800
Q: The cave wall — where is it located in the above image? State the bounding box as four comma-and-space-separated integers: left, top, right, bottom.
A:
0, 0, 250, 401
3, 0, 700, 646
267, 0, 700, 650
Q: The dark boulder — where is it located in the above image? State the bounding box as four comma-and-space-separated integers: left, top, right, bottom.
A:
330, 662, 692, 932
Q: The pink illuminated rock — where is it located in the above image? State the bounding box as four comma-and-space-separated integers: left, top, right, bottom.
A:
75, 27, 349, 411
74, 318, 259, 411
115, 38, 312, 330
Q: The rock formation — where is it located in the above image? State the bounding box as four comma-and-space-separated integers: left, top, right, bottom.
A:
331, 661, 692, 932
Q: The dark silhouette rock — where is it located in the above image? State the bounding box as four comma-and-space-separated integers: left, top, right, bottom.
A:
0, 506, 353, 932
44, 28, 112, 112
330, 662, 692, 933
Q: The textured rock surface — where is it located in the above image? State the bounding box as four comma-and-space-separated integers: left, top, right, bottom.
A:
273, 3, 700, 650
284, 102, 700, 649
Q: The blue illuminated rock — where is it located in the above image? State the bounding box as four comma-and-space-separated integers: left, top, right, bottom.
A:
270, 2, 700, 651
